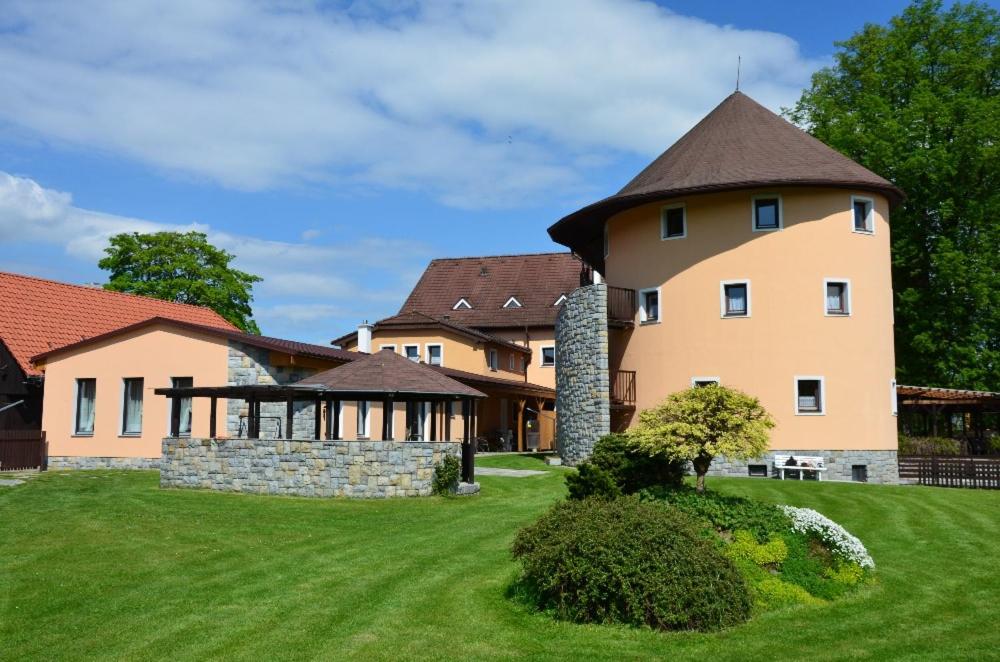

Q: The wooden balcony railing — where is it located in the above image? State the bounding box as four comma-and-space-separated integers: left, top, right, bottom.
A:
607, 286, 636, 326
611, 370, 636, 406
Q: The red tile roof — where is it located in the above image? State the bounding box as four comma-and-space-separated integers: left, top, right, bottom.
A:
331, 311, 531, 353
0, 271, 237, 376
30, 317, 357, 366
549, 92, 906, 270
397, 253, 585, 329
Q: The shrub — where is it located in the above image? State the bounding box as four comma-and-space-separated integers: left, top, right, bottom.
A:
642, 487, 792, 541
565, 433, 684, 500
780, 506, 875, 569
431, 455, 461, 496
725, 530, 788, 568
754, 577, 824, 611
898, 435, 961, 455
511, 496, 752, 631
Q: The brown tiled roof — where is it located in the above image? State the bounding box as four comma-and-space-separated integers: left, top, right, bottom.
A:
331, 311, 530, 354
0, 271, 237, 376
31, 317, 357, 366
299, 349, 485, 398
549, 92, 906, 269
397, 253, 585, 328
431, 364, 555, 399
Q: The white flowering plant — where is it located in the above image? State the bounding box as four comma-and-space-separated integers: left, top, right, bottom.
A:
779, 505, 875, 569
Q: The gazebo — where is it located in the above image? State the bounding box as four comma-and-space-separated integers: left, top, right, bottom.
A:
155, 349, 487, 486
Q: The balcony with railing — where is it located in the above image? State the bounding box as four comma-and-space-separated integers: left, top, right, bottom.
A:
607, 286, 636, 327
611, 369, 636, 408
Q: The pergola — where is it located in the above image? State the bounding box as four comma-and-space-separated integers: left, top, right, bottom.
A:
897, 385, 1000, 452
155, 349, 487, 480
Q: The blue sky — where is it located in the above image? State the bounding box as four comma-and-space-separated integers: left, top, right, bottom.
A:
0, 0, 971, 343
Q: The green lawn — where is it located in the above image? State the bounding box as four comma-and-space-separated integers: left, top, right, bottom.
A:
1, 457, 998, 661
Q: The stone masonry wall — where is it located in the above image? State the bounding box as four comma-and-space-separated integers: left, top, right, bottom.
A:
555, 283, 610, 466
703, 449, 899, 484
49, 456, 161, 470
227, 341, 320, 439
161, 437, 460, 498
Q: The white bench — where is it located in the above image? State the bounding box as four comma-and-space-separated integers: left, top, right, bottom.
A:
773, 454, 827, 480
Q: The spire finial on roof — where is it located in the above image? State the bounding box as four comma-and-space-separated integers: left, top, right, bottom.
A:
736, 55, 741, 92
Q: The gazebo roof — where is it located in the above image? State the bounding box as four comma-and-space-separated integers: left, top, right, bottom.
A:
548, 91, 905, 270
299, 349, 486, 398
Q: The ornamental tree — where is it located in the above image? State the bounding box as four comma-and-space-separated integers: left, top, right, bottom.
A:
99, 231, 263, 334
628, 385, 775, 493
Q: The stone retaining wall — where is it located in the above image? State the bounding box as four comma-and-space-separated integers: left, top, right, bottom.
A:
703, 449, 899, 484
161, 437, 460, 498
555, 283, 610, 466
48, 456, 160, 470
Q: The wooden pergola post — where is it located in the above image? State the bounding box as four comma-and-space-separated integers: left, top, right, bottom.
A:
169, 396, 180, 437
382, 398, 394, 440
285, 397, 295, 440
444, 400, 452, 441
333, 400, 340, 439
314, 397, 322, 440
209, 397, 217, 438
430, 401, 438, 441
516, 398, 526, 452
247, 397, 257, 438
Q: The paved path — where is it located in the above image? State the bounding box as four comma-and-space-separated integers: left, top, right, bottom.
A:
0, 478, 25, 487
475, 468, 547, 477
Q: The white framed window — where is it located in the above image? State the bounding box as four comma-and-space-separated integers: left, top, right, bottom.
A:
752, 194, 783, 232
425, 343, 443, 366
554, 294, 567, 306
824, 278, 851, 316
121, 377, 144, 435
891, 379, 898, 416
403, 344, 420, 362
74, 378, 96, 435
851, 196, 875, 234
171, 377, 193, 436
603, 222, 610, 258
379, 343, 397, 353
660, 203, 686, 240
795, 376, 826, 415
503, 296, 522, 309
508, 353, 516, 371
357, 400, 371, 438
638, 287, 660, 324
540, 346, 555, 367
691, 376, 720, 388
720, 280, 751, 318
487, 348, 499, 371
453, 298, 472, 310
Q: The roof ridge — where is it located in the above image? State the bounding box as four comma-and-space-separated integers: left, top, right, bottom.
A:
427, 251, 576, 263
0, 271, 234, 325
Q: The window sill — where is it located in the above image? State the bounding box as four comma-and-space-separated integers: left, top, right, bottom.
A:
660, 234, 686, 241
752, 226, 781, 233
795, 411, 825, 416
639, 319, 660, 326
119, 434, 142, 438
852, 229, 875, 236
825, 311, 851, 317
721, 314, 750, 319
540, 364, 555, 369
71, 433, 94, 438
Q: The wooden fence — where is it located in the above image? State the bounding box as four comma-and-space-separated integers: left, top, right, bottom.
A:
0, 430, 47, 471
898, 455, 1000, 489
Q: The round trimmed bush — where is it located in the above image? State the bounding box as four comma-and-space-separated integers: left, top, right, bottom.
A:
565, 433, 685, 500
511, 496, 752, 631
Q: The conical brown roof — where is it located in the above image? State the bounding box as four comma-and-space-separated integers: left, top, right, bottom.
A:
548, 92, 904, 269
298, 348, 485, 399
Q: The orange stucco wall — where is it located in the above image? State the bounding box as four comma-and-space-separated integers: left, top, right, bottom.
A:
335, 400, 469, 442
38, 323, 230, 458
344, 329, 527, 381
605, 187, 897, 451
490, 328, 556, 389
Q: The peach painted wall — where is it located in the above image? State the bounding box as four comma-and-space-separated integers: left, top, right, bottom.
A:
343, 329, 527, 381
604, 187, 897, 451
490, 328, 556, 389
335, 400, 469, 441
38, 323, 230, 459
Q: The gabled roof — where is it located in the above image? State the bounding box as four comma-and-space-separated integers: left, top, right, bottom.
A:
332, 311, 531, 354
299, 349, 486, 398
31, 316, 357, 366
0, 271, 237, 377
548, 92, 906, 270
398, 252, 585, 328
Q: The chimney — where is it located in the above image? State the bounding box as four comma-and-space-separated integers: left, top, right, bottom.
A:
357, 321, 374, 353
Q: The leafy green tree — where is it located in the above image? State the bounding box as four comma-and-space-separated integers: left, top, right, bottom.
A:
628, 386, 775, 493
787, 0, 999, 389
99, 231, 263, 334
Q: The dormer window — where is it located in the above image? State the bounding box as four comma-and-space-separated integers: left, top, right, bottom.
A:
453, 298, 472, 310
503, 296, 522, 309
554, 294, 567, 306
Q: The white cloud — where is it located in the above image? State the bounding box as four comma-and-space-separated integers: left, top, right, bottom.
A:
300, 229, 322, 241
0, 0, 822, 208
0, 170, 428, 341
